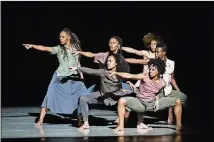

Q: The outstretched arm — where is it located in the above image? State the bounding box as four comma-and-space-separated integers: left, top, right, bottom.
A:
108, 71, 146, 80
72, 51, 95, 58
125, 58, 150, 65
69, 67, 104, 77
72, 51, 107, 65
23, 44, 52, 52
79, 51, 95, 58
122, 47, 149, 57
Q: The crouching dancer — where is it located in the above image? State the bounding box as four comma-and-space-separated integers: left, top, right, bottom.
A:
69, 53, 130, 130
108, 58, 183, 132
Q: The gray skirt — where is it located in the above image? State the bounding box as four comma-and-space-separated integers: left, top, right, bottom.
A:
41, 72, 88, 114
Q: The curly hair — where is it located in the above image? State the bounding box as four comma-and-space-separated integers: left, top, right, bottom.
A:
60, 27, 82, 60
148, 57, 166, 77
142, 33, 162, 49
109, 36, 123, 55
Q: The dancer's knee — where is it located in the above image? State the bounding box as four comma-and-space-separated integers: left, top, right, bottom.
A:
79, 95, 87, 103
118, 98, 127, 105
176, 99, 181, 105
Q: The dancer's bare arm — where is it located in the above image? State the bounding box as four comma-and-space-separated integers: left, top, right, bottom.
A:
23, 44, 52, 52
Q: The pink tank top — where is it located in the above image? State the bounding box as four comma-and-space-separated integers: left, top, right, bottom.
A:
137, 77, 164, 101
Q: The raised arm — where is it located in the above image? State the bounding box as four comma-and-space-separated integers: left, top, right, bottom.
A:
109, 71, 146, 80
23, 44, 52, 52
125, 58, 150, 65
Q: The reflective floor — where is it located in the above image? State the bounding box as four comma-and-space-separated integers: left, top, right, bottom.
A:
1, 107, 209, 142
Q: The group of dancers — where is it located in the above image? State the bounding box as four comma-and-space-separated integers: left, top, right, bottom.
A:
23, 27, 187, 132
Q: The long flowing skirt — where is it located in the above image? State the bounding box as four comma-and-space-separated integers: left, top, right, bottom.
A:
41, 72, 88, 114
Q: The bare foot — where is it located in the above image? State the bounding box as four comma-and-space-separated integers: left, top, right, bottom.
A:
113, 126, 124, 132
137, 123, 153, 130
36, 120, 43, 127
176, 125, 183, 131
113, 129, 125, 136
77, 123, 90, 131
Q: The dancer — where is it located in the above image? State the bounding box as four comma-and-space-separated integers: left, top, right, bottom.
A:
122, 33, 161, 59
122, 33, 161, 74
72, 36, 132, 125
113, 33, 161, 124
23, 28, 88, 127
154, 44, 187, 124
108, 58, 183, 131
69, 53, 130, 130
121, 35, 186, 124
121, 43, 187, 124
72, 36, 132, 92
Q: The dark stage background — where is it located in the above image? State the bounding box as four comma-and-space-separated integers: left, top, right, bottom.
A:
1, 2, 212, 131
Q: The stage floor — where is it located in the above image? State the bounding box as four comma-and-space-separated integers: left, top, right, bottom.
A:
1, 107, 205, 142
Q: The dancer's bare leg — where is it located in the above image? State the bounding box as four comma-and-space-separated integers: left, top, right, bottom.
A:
36, 107, 48, 127
168, 107, 174, 124
114, 98, 126, 132
174, 99, 182, 131
114, 111, 129, 124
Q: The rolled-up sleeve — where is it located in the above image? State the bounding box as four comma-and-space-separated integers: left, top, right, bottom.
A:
77, 67, 105, 77
94, 52, 108, 64
50, 45, 61, 55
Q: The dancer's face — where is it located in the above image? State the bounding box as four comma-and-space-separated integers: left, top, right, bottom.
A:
107, 55, 117, 70
150, 40, 157, 52
149, 65, 158, 78
155, 47, 166, 59
59, 31, 70, 45
109, 38, 120, 53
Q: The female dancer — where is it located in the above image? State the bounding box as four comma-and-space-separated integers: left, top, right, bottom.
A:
72, 36, 132, 125
23, 28, 88, 127
113, 33, 161, 124
122, 33, 161, 75
72, 36, 132, 92
108, 58, 183, 131
120, 44, 187, 124
69, 53, 130, 130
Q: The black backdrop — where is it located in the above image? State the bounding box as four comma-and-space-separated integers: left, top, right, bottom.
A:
1, 1, 212, 131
